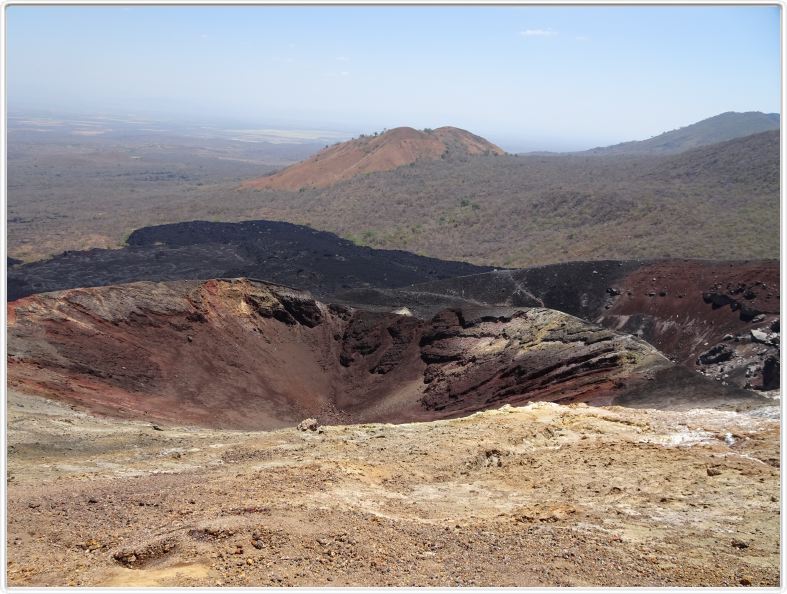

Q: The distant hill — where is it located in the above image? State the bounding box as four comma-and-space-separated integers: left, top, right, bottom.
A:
641, 129, 779, 184
584, 111, 779, 155
7, 122, 779, 270
231, 130, 779, 267
241, 126, 505, 191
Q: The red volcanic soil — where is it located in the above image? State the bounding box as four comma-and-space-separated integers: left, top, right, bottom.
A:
599, 260, 780, 365
240, 126, 505, 191
7, 278, 689, 430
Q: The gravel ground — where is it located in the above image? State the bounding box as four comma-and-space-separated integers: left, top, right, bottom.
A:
7, 390, 780, 587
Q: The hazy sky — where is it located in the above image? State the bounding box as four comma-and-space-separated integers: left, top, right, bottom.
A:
6, 5, 782, 151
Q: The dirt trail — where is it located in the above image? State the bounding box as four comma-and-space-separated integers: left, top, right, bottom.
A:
7, 390, 779, 587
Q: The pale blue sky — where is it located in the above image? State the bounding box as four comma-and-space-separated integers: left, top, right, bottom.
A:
6, 5, 782, 151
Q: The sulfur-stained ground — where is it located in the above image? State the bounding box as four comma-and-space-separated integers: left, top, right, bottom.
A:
6, 389, 780, 587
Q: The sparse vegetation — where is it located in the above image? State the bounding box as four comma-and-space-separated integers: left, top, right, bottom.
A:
7, 130, 779, 269
588, 111, 779, 155
234, 131, 778, 267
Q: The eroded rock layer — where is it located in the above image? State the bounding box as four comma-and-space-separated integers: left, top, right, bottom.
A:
7, 278, 747, 430
341, 259, 780, 390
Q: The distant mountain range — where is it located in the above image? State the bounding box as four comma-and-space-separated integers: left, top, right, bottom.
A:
241, 112, 779, 191
583, 111, 779, 156
241, 126, 505, 191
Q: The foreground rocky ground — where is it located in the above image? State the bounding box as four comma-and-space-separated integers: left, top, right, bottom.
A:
7, 389, 779, 587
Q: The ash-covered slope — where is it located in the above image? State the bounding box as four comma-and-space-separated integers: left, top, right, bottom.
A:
240, 126, 505, 191
7, 219, 492, 302
9, 278, 757, 431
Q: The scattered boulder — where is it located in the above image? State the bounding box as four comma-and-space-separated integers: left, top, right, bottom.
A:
739, 305, 763, 322
770, 318, 780, 333
113, 537, 178, 567
750, 329, 778, 346
703, 292, 733, 308
482, 449, 503, 468
697, 344, 733, 366
731, 538, 749, 550
297, 418, 319, 432
702, 290, 769, 323
762, 356, 780, 390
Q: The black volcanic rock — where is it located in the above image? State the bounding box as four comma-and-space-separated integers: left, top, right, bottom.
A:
739, 304, 764, 322
762, 356, 780, 390
697, 344, 734, 365
8, 220, 492, 302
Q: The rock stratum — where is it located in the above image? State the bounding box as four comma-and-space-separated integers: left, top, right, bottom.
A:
337, 259, 780, 392
7, 278, 761, 430
240, 126, 505, 191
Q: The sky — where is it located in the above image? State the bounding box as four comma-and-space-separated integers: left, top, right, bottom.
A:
6, 5, 782, 151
